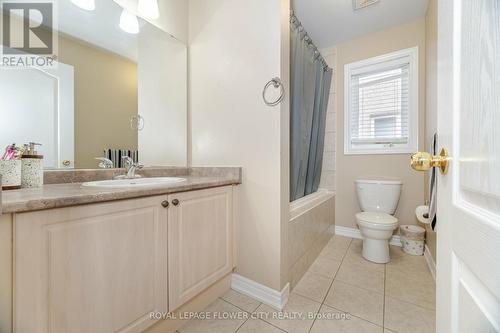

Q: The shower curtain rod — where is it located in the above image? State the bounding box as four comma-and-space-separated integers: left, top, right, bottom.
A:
290, 10, 331, 71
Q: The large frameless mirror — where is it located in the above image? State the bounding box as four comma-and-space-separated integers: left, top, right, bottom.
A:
0, 0, 187, 169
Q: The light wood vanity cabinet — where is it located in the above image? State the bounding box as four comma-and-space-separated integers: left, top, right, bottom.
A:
13, 186, 234, 333
167, 186, 233, 311
14, 196, 169, 333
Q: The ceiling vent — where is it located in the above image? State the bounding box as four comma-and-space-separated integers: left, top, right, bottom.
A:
353, 0, 380, 10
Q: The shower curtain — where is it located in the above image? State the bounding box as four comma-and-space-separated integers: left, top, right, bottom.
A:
290, 14, 333, 202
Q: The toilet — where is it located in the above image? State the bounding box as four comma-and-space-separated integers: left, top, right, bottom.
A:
355, 179, 402, 264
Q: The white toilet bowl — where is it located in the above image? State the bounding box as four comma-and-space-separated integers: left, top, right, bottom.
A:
356, 212, 399, 263
355, 179, 402, 264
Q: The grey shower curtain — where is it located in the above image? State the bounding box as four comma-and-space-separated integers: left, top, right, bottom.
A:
290, 16, 333, 201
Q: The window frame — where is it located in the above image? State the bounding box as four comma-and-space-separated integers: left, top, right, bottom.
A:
344, 47, 419, 155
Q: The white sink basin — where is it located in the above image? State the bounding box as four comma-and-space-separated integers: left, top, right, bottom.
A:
82, 177, 187, 189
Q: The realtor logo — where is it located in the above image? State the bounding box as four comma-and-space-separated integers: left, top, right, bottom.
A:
1, 1, 57, 67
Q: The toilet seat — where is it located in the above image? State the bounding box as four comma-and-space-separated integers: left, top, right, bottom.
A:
356, 212, 398, 230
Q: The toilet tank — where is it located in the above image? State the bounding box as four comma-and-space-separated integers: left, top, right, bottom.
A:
355, 179, 402, 215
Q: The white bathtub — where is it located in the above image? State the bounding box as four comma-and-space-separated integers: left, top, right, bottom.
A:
290, 189, 336, 220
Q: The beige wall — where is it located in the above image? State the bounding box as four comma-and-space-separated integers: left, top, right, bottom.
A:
58, 36, 138, 169
137, 26, 188, 167
425, 0, 438, 262
279, 0, 292, 289
189, 0, 290, 291
334, 19, 426, 230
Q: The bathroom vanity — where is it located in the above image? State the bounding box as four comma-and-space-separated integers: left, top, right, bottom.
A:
0, 2, 239, 332
0, 167, 241, 333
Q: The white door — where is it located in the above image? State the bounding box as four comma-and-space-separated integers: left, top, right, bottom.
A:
437, 0, 500, 332
0, 62, 74, 169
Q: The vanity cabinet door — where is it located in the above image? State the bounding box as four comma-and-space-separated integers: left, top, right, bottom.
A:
168, 186, 234, 310
14, 196, 168, 333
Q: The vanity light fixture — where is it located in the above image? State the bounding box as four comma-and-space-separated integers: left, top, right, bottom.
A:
71, 0, 96, 11
119, 9, 140, 34
138, 0, 159, 20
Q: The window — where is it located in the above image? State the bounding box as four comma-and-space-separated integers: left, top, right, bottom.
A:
344, 47, 419, 154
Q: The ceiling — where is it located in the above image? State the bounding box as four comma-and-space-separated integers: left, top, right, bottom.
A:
292, 0, 429, 48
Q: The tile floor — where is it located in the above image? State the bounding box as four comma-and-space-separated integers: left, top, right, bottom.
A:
178, 235, 436, 333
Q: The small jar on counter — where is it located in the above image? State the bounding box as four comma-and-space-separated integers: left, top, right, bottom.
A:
21, 142, 44, 188
0, 159, 22, 190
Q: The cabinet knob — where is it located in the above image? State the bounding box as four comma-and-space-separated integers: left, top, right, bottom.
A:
161, 200, 169, 208
172, 199, 180, 206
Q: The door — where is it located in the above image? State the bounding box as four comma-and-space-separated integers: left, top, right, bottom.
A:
0, 62, 74, 168
168, 186, 233, 311
437, 0, 500, 332
14, 196, 168, 333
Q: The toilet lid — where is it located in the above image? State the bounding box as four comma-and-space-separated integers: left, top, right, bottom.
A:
356, 212, 398, 225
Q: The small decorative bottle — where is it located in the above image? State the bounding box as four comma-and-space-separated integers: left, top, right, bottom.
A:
21, 142, 44, 188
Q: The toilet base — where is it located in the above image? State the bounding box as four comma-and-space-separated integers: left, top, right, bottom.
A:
362, 238, 390, 264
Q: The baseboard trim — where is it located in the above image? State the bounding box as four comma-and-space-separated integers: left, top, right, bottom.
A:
335, 225, 402, 247
231, 274, 289, 311
424, 245, 436, 282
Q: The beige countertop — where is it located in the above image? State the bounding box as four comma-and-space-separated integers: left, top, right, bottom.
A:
1, 168, 241, 214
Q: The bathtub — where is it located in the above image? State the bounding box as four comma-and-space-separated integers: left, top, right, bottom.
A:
290, 189, 336, 220
288, 189, 336, 289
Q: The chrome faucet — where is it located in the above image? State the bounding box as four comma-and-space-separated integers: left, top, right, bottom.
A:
120, 156, 144, 179
95, 157, 114, 169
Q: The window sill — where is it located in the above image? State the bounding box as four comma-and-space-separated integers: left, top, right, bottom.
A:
344, 148, 417, 155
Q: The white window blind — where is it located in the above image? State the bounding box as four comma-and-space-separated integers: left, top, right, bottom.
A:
350, 64, 409, 145
344, 47, 418, 154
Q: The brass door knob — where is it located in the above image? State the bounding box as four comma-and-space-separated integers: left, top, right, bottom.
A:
62, 160, 71, 167
411, 148, 450, 175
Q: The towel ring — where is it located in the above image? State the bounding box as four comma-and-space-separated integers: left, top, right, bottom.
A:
130, 115, 144, 131
263, 77, 285, 107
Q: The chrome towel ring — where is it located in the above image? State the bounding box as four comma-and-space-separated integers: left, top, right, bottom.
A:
263, 77, 285, 106
130, 115, 145, 131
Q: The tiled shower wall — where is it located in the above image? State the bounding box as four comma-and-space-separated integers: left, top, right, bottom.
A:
319, 47, 336, 192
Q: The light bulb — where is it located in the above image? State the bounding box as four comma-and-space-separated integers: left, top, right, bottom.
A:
138, 0, 159, 20
70, 0, 95, 11
119, 9, 139, 34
